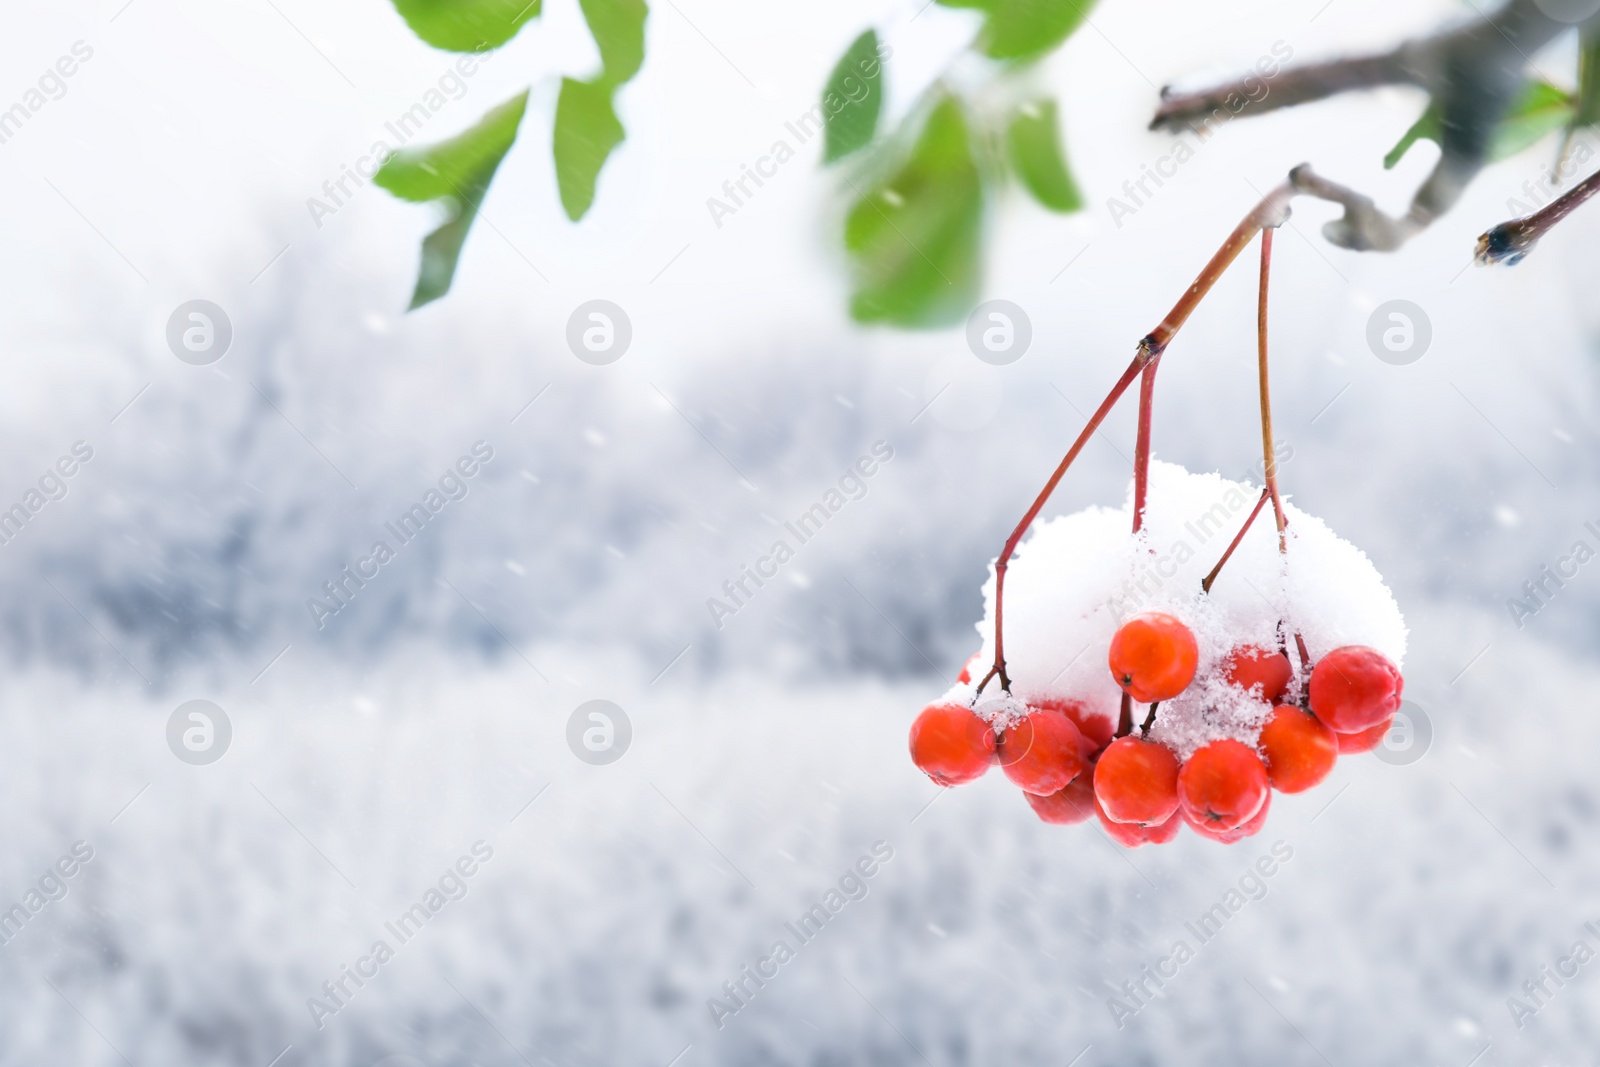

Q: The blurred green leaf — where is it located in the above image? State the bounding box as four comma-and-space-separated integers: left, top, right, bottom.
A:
375, 90, 528, 308
1385, 81, 1573, 169
1574, 34, 1600, 129
579, 0, 648, 86
845, 96, 982, 327
1493, 81, 1575, 158
1007, 98, 1081, 211
822, 31, 884, 163
391, 0, 540, 52
982, 0, 1097, 61
554, 77, 626, 221
1382, 104, 1439, 170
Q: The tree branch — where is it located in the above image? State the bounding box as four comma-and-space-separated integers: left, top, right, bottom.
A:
1151, 52, 1411, 134
1477, 163, 1600, 264
1150, 0, 1581, 253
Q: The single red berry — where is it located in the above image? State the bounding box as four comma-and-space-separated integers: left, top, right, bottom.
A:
1223, 646, 1294, 704
1093, 736, 1181, 825
1178, 739, 1269, 832
1309, 646, 1403, 733
1036, 696, 1115, 753
956, 652, 983, 685
1096, 795, 1182, 847
1186, 789, 1271, 843
1108, 613, 1198, 702
909, 702, 995, 786
1335, 717, 1393, 753
1025, 772, 1096, 825
1258, 704, 1338, 794
998, 709, 1085, 795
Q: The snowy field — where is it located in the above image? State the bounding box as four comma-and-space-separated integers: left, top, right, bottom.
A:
0, 0, 1598, 1062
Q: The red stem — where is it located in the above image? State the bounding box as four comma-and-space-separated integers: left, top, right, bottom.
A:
976, 180, 1297, 697
979, 357, 1146, 694
1200, 488, 1270, 593
1132, 357, 1161, 533
1257, 229, 1287, 551
1257, 227, 1315, 692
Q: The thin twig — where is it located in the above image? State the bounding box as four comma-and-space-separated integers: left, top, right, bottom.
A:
1139, 701, 1160, 737
1132, 357, 1160, 533
1201, 488, 1271, 594
1477, 163, 1600, 265
1257, 228, 1287, 550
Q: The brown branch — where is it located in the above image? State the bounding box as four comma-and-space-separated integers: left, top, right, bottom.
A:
1477, 163, 1600, 265
1151, 52, 1411, 134
1150, 0, 1579, 254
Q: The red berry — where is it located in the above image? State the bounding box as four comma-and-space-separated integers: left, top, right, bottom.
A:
1093, 736, 1181, 825
1186, 789, 1271, 843
1178, 739, 1269, 832
1258, 705, 1338, 794
909, 702, 995, 786
956, 652, 982, 685
1223, 646, 1293, 703
1036, 697, 1115, 753
1025, 772, 1096, 825
1309, 646, 1403, 733
1335, 717, 1392, 753
1096, 794, 1182, 847
1108, 613, 1198, 702
998, 709, 1085, 795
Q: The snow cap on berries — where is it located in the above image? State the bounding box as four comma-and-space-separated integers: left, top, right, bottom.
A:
963, 462, 1406, 760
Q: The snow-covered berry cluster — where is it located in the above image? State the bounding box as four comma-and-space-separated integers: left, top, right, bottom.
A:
909, 463, 1407, 847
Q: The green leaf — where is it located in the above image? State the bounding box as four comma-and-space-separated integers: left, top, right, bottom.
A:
579, 0, 648, 87
1382, 104, 1440, 170
1574, 34, 1600, 130
375, 90, 529, 308
554, 77, 626, 221
822, 31, 884, 163
390, 0, 540, 52
981, 0, 1097, 62
845, 96, 983, 327
1491, 81, 1575, 159
1384, 81, 1573, 169
1007, 98, 1081, 211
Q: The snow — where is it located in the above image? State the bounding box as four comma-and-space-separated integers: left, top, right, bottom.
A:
946, 461, 1407, 759
0, 0, 1596, 1062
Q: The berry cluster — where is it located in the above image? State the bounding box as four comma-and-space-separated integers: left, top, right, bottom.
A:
910, 622, 1403, 847
909, 190, 1411, 845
